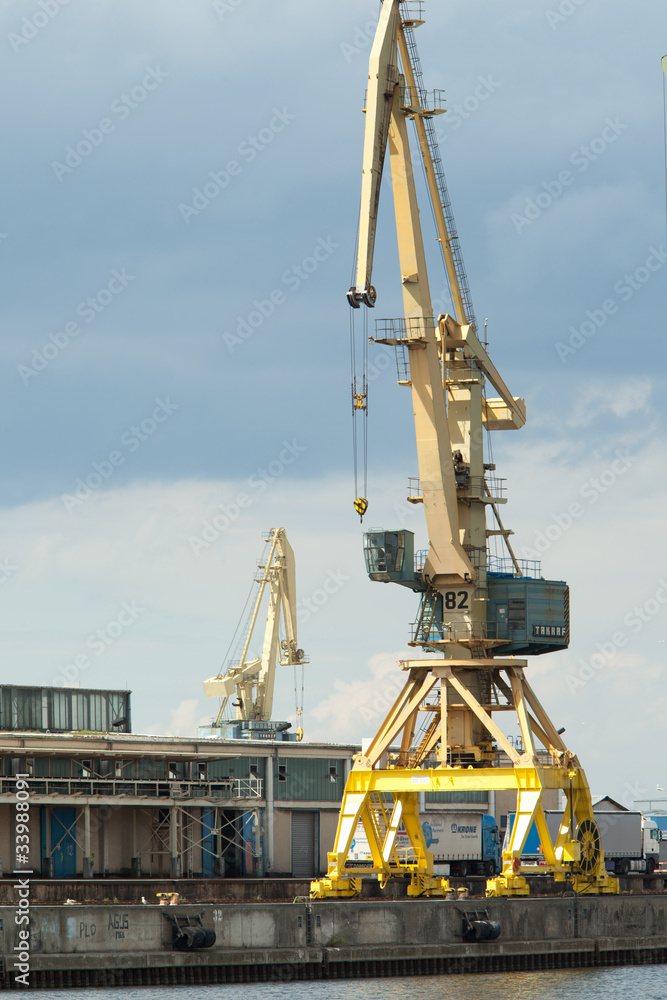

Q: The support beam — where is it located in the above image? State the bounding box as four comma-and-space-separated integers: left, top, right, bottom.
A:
83, 805, 92, 879
438, 681, 448, 765
494, 673, 555, 756
382, 798, 405, 864
440, 314, 525, 426
363, 670, 428, 762
400, 708, 418, 762
526, 713, 554, 754
265, 760, 274, 874
440, 668, 520, 763
170, 806, 179, 879
388, 86, 474, 589
364, 672, 439, 766
410, 715, 440, 767
44, 807, 52, 877
101, 808, 109, 877
521, 676, 569, 754
131, 808, 140, 876
508, 668, 538, 763
333, 792, 374, 869
507, 789, 541, 859
352, 0, 400, 296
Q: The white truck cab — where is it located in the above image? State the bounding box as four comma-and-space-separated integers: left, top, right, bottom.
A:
643, 818, 661, 873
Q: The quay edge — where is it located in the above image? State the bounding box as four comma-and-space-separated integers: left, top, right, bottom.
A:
1, 894, 667, 989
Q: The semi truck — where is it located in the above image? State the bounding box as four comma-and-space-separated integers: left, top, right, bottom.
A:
546, 810, 660, 876
507, 809, 660, 875
348, 811, 500, 877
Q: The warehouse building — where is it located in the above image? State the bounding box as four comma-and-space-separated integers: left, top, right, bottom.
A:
0, 686, 553, 879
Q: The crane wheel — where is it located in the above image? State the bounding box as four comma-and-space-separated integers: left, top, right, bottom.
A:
577, 819, 601, 875
362, 286, 377, 307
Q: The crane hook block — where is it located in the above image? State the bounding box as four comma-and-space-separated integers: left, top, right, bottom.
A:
354, 497, 369, 519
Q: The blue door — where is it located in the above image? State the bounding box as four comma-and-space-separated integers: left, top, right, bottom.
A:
201, 808, 216, 877
50, 807, 77, 878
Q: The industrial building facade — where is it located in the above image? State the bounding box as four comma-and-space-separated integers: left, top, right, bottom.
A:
0, 688, 556, 879
0, 730, 532, 880
0, 730, 359, 879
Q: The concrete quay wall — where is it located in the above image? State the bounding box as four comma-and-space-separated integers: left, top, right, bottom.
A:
1, 872, 666, 905
0, 896, 666, 989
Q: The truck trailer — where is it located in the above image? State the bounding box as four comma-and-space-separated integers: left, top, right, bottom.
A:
348, 811, 500, 876
507, 809, 660, 875
545, 810, 660, 876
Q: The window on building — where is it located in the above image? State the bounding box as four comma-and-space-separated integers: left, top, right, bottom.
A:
108, 693, 127, 731
168, 761, 186, 781
72, 694, 89, 731
14, 690, 42, 731
50, 690, 70, 731
89, 695, 107, 732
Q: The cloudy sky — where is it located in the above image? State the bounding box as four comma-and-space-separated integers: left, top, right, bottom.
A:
1, 0, 666, 807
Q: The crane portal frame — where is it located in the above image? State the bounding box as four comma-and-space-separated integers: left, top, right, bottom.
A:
312, 1, 617, 899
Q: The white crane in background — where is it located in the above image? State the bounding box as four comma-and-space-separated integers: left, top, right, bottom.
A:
203, 528, 307, 740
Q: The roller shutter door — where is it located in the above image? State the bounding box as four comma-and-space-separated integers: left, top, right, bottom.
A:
291, 811, 318, 877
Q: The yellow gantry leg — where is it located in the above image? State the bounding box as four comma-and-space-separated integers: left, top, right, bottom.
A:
311, 764, 619, 899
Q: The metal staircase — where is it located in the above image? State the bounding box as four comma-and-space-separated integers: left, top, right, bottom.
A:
412, 587, 440, 643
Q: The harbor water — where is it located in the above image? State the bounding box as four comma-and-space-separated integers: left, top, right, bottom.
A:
35, 964, 667, 999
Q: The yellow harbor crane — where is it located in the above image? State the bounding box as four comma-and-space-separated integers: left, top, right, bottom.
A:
311, 1, 618, 899
203, 528, 307, 741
